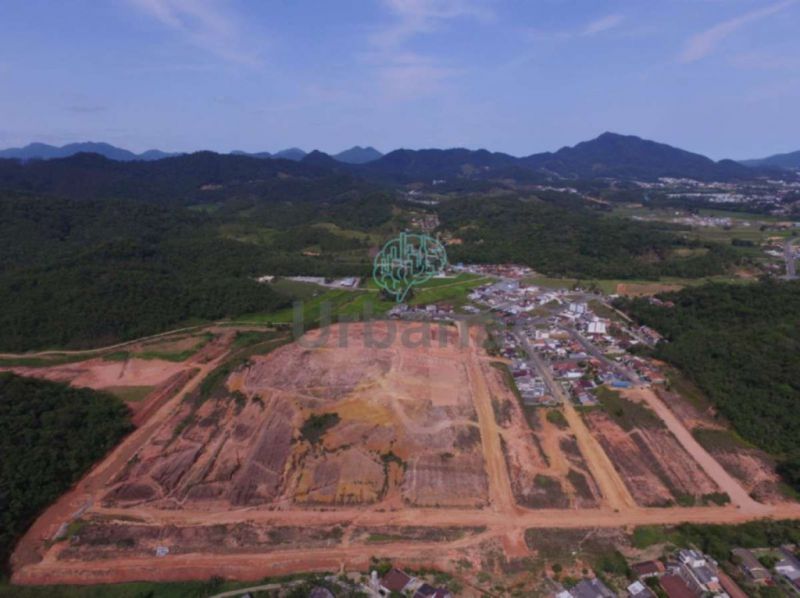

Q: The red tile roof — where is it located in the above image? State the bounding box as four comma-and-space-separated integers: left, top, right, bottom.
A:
381, 568, 412, 592
632, 560, 665, 577
660, 574, 698, 598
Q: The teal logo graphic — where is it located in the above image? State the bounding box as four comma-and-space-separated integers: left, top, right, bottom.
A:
373, 232, 448, 302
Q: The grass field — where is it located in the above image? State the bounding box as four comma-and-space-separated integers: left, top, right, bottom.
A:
237, 273, 487, 325
664, 368, 711, 411
268, 277, 329, 300
0, 354, 100, 368
103, 386, 154, 402
234, 289, 393, 326
96, 334, 213, 363
408, 274, 489, 307
523, 275, 754, 295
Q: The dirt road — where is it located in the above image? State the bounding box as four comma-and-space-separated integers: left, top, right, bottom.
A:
10, 322, 800, 588
10, 345, 234, 572
14, 501, 800, 586
625, 387, 767, 513
521, 336, 636, 510
459, 321, 516, 513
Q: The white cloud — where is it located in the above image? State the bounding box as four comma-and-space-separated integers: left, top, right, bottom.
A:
373, 52, 458, 100
582, 14, 624, 36
372, 0, 493, 47
127, 0, 261, 66
366, 0, 490, 100
526, 13, 625, 41
680, 0, 795, 63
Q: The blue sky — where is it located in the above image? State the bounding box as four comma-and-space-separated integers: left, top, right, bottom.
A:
1, 0, 799, 159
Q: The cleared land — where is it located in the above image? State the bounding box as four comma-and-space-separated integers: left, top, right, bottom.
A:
7, 321, 800, 587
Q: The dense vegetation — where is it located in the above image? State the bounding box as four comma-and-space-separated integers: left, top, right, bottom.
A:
0, 152, 364, 205
300, 413, 341, 444
0, 195, 294, 350
619, 280, 800, 490
0, 373, 132, 572
438, 196, 737, 279
633, 520, 800, 562
0, 191, 398, 351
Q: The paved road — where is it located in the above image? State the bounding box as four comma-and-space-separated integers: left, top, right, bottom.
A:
786, 237, 799, 279
565, 326, 639, 385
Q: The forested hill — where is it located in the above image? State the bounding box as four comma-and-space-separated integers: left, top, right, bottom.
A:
0, 373, 132, 572
0, 151, 363, 204
343, 132, 774, 183
618, 281, 800, 491
0, 195, 292, 350
0, 133, 784, 200
0, 191, 395, 351
519, 132, 757, 181
438, 196, 739, 279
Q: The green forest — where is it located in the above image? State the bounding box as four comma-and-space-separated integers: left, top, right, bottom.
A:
0, 373, 132, 573
0, 193, 394, 351
0, 188, 743, 351
437, 196, 738, 279
619, 280, 800, 490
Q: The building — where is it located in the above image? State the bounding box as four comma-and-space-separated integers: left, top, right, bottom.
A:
732, 547, 771, 584
718, 570, 749, 598
632, 560, 666, 579
660, 574, 698, 598
775, 546, 800, 593
413, 584, 452, 598
676, 549, 722, 595
569, 302, 587, 315
414, 584, 437, 598
570, 578, 615, 598
587, 320, 607, 335
380, 568, 413, 595
627, 580, 657, 597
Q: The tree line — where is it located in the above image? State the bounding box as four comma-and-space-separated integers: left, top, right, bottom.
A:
618, 280, 800, 491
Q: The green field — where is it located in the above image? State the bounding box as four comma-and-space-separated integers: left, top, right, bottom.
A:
237, 273, 487, 325
103, 386, 154, 402
523, 274, 753, 294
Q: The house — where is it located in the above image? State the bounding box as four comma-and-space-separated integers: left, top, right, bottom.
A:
414, 584, 437, 597
775, 546, 800, 592
569, 302, 587, 315
632, 560, 666, 579
627, 580, 656, 597
732, 547, 771, 584
570, 578, 615, 598
676, 549, 721, 594
587, 320, 607, 335
659, 574, 698, 598
380, 568, 413, 595
718, 570, 749, 598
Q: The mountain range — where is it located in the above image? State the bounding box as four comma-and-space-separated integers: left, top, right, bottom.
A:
351, 133, 773, 182
0, 134, 792, 191
0, 142, 384, 165
740, 149, 800, 170
0, 142, 179, 162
